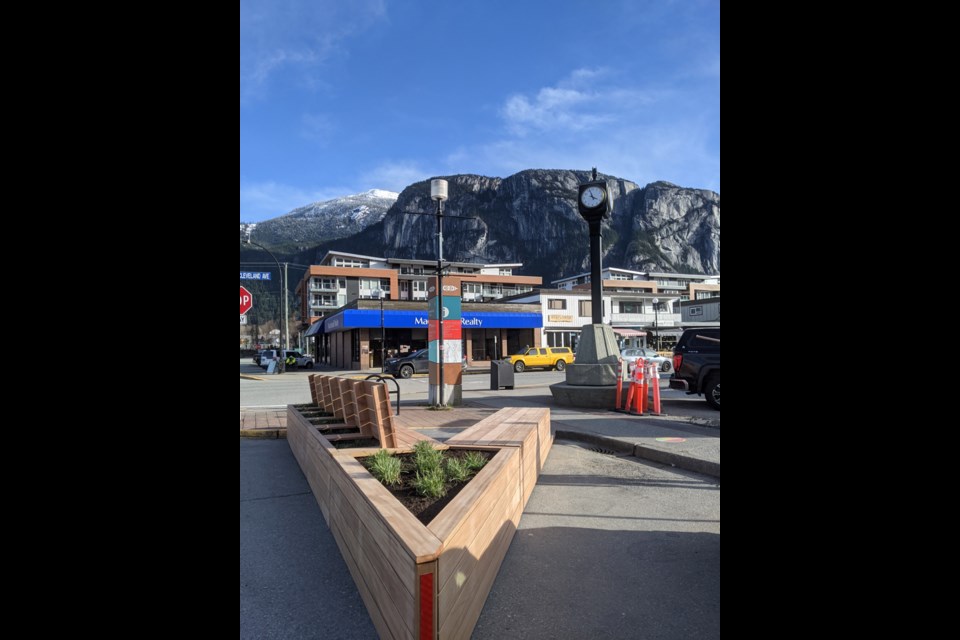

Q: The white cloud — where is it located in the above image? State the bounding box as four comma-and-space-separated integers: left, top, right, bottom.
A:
359, 161, 432, 193
240, 0, 387, 100
500, 68, 659, 135
450, 68, 718, 192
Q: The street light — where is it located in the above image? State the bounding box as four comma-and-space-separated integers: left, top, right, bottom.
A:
375, 288, 386, 373
243, 232, 287, 372
431, 179, 448, 407
652, 297, 659, 352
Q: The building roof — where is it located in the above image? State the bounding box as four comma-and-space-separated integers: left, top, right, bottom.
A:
386, 257, 484, 269
676, 297, 721, 306
320, 250, 387, 263
551, 268, 720, 284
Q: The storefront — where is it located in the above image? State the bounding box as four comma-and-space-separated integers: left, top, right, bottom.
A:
322, 302, 542, 370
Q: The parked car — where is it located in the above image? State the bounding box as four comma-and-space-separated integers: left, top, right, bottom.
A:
385, 349, 430, 379
259, 349, 278, 368
670, 328, 720, 410
621, 348, 673, 373
258, 349, 313, 369
507, 347, 575, 373
289, 351, 314, 369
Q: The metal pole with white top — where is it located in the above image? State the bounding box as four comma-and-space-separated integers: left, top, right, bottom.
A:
652, 297, 659, 352
431, 179, 448, 406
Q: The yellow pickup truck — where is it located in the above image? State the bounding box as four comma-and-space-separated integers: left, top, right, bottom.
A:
507, 347, 575, 372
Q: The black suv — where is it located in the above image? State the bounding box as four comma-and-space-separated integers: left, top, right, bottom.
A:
385, 349, 430, 379
670, 328, 720, 410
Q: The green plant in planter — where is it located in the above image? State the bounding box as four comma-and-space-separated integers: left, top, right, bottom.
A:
368, 449, 402, 487
463, 451, 488, 472
413, 441, 444, 474
445, 457, 471, 483
412, 466, 447, 498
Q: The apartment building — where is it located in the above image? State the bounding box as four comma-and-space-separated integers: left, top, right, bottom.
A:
553, 268, 720, 301
503, 288, 682, 351
296, 251, 541, 326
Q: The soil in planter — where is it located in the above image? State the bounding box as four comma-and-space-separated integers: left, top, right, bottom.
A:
361, 450, 495, 525
333, 438, 379, 449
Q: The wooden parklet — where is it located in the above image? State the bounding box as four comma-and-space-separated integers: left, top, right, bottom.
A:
287, 390, 552, 640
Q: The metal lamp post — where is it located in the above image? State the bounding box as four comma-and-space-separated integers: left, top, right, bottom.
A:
376, 288, 386, 372
652, 297, 659, 352
431, 179, 448, 406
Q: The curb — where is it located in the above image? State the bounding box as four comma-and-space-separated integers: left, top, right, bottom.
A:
240, 374, 266, 381
555, 430, 720, 479
239, 429, 288, 439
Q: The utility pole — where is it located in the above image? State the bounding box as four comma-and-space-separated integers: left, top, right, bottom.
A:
284, 262, 290, 350
244, 233, 286, 371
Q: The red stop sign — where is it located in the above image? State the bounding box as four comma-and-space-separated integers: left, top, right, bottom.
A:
240, 286, 253, 315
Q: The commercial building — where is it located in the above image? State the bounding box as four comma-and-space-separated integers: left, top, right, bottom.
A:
503, 288, 682, 352
677, 297, 721, 324
307, 298, 542, 370
297, 254, 543, 369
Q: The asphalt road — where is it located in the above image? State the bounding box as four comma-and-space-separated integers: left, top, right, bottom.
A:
240, 360, 720, 424
240, 439, 720, 639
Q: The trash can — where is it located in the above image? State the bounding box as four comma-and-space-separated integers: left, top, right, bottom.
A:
490, 360, 515, 390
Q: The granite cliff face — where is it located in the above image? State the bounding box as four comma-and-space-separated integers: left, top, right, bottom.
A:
328, 170, 719, 281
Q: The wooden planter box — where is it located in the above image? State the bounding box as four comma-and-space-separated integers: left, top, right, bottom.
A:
287, 406, 524, 640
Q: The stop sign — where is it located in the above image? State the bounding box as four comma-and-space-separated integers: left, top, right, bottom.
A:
240, 286, 253, 315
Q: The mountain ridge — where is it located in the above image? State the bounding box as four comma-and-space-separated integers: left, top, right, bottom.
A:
240, 169, 719, 284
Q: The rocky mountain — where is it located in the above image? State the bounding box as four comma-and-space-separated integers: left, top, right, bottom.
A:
239, 189, 399, 249
308, 170, 719, 282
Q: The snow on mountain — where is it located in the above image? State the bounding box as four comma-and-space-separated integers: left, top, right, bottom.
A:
242, 190, 399, 247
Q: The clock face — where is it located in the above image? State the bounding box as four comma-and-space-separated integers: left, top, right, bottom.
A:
580, 185, 605, 208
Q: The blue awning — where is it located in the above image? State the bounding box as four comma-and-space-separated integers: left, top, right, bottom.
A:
304, 319, 324, 337
324, 309, 542, 333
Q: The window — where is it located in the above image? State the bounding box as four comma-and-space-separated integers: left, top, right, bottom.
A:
696, 291, 717, 300
578, 300, 591, 317
548, 299, 566, 310
312, 295, 337, 307
333, 257, 367, 268
619, 301, 643, 314
610, 273, 630, 280
689, 306, 704, 316
499, 268, 512, 276
413, 281, 426, 292
538, 348, 548, 355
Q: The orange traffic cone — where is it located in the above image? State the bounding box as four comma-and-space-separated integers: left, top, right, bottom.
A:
631, 359, 646, 415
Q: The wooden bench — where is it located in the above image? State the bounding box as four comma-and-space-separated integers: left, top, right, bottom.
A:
445, 407, 552, 509
300, 375, 440, 450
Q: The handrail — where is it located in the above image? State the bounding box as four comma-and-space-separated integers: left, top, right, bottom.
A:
364, 375, 401, 415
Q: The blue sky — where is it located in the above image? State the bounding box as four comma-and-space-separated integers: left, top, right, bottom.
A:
240, 0, 720, 222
